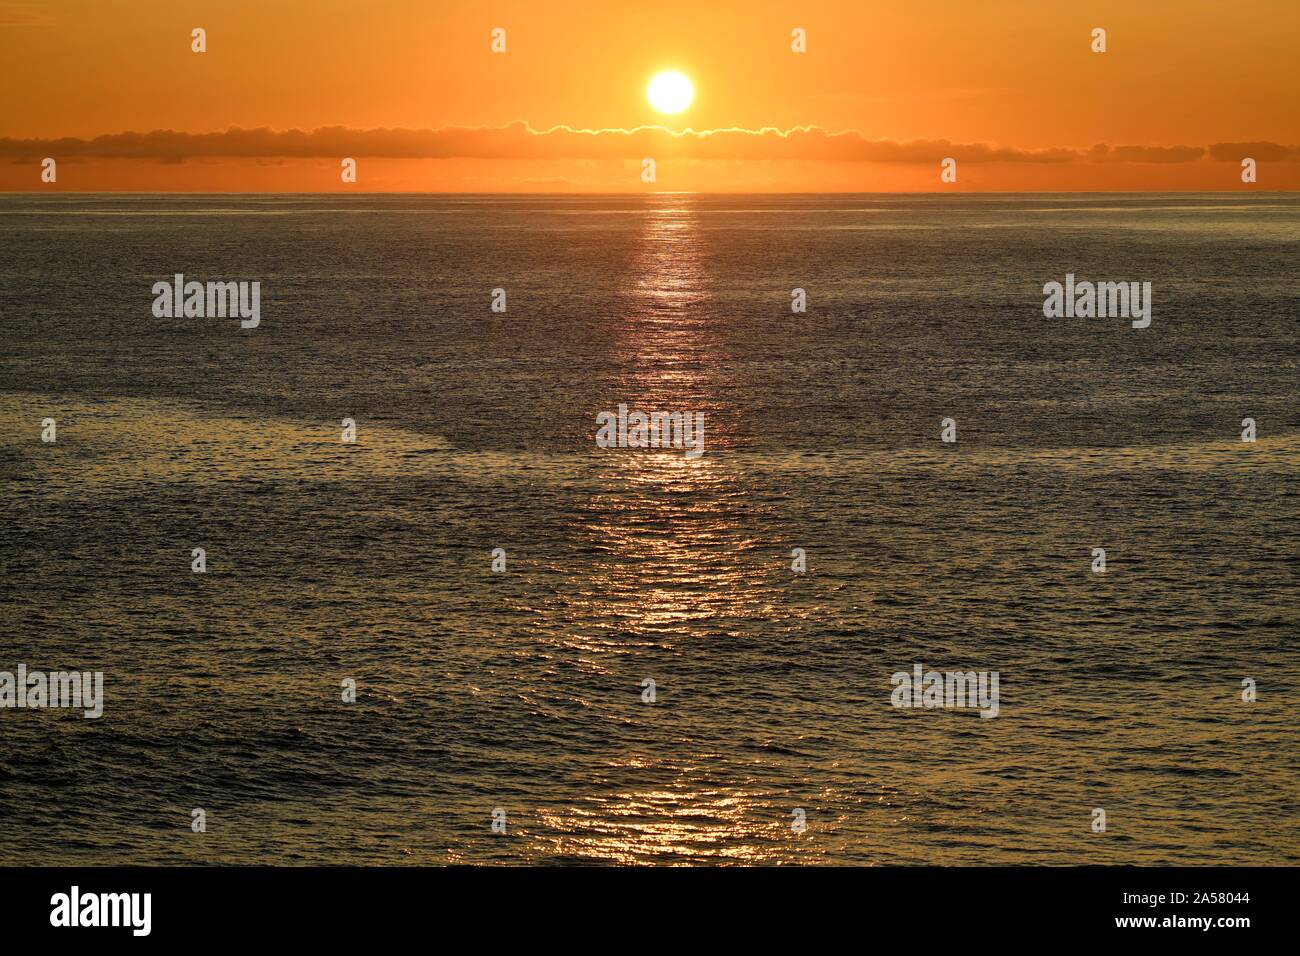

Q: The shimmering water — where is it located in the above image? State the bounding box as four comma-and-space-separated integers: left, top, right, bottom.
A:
1, 193, 1297, 864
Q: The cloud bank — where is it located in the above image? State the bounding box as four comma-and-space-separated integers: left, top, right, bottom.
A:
3, 123, 1297, 164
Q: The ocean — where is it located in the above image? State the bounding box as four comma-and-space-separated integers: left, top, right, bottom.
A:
1, 193, 1297, 864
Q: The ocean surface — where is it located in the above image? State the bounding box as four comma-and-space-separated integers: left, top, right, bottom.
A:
1, 193, 1297, 865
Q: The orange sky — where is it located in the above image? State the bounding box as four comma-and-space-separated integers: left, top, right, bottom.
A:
2, 0, 1297, 191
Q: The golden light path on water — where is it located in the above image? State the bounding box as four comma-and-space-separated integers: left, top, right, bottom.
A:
532, 196, 799, 863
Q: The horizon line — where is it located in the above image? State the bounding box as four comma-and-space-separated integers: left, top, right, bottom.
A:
3, 189, 1296, 196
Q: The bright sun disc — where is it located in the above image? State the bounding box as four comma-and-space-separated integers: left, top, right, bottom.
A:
647, 71, 693, 114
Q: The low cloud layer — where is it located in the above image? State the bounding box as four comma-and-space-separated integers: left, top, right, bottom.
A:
3, 123, 1297, 164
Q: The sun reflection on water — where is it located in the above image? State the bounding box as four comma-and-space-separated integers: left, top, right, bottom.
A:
580, 194, 770, 646
519, 196, 801, 863
535, 790, 795, 865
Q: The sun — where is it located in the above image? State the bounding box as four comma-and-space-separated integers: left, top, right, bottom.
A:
647, 71, 693, 114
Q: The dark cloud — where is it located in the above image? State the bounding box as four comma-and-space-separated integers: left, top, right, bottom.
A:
1207, 141, 1300, 162
1087, 144, 1206, 163
0, 123, 1294, 165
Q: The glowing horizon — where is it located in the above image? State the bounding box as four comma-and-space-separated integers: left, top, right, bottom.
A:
1, 0, 1297, 191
